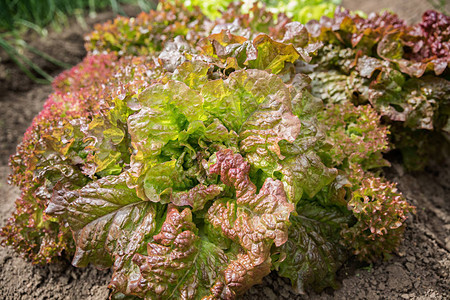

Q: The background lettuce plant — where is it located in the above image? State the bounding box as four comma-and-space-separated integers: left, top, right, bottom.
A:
3, 1, 440, 299
169, 0, 340, 21
305, 8, 450, 169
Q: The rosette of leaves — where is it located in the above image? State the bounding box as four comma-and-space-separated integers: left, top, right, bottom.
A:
305, 8, 450, 113
84, 1, 325, 61
340, 166, 415, 262
303, 9, 450, 170
1, 3, 417, 298
85, 1, 213, 56
4, 51, 346, 298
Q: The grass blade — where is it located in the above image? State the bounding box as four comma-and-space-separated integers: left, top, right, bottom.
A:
0, 37, 51, 83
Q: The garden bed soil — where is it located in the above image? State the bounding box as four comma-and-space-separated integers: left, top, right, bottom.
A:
0, 1, 449, 299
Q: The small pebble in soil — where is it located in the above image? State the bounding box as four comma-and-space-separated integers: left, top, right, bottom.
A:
405, 262, 415, 271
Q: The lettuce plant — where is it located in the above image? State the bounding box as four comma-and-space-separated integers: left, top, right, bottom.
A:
1, 1, 422, 298
168, 0, 340, 22
305, 8, 450, 169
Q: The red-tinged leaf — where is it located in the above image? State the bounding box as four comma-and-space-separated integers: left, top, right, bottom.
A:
46, 174, 158, 269
110, 205, 230, 299
342, 167, 415, 262
205, 149, 294, 297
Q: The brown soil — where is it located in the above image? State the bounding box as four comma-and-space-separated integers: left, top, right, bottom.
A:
0, 1, 449, 300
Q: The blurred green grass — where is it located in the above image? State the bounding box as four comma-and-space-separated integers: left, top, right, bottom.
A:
428, 0, 449, 15
0, 0, 157, 83
0, 0, 157, 32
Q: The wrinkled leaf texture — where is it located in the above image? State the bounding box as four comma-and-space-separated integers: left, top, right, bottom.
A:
1, 2, 421, 299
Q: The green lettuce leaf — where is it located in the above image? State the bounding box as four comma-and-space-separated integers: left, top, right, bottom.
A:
128, 67, 332, 207
201, 69, 302, 174
129, 80, 207, 160
82, 97, 132, 177
279, 151, 337, 202
275, 204, 350, 294
280, 74, 338, 203
127, 80, 208, 199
